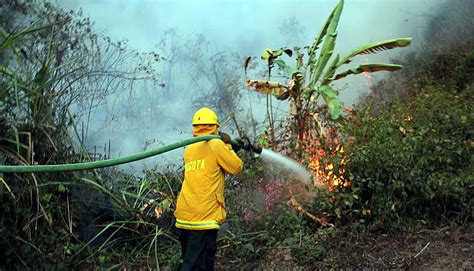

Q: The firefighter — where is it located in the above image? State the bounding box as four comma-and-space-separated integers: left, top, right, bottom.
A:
174, 107, 243, 270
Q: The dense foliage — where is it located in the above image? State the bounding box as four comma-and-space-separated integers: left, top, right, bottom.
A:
328, 15, 474, 231
337, 82, 473, 231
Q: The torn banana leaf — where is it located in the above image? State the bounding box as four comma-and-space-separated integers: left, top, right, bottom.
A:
334, 63, 402, 80
339, 37, 412, 65
246, 79, 288, 96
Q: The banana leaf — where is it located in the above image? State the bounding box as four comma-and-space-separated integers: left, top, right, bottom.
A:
338, 37, 412, 66
328, 98, 341, 120
274, 59, 294, 75
310, 0, 344, 85
321, 54, 340, 85
334, 63, 402, 81
319, 85, 337, 98
261, 48, 292, 60
246, 79, 288, 96
261, 48, 274, 60
307, 0, 344, 67
318, 85, 340, 119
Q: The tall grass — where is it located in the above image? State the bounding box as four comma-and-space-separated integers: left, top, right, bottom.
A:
0, 18, 179, 269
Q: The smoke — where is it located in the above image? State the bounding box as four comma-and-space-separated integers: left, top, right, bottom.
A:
54, 0, 449, 170
423, 0, 474, 51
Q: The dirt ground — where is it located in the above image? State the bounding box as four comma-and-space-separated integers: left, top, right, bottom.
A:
322, 224, 473, 270
219, 223, 473, 270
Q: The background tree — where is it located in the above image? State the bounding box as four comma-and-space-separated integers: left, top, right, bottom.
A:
156, 30, 251, 137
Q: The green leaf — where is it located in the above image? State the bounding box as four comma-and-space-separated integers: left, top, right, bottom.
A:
0, 65, 15, 77
272, 49, 283, 57
160, 198, 171, 210
243, 243, 255, 252
334, 63, 402, 81
338, 37, 412, 66
273, 59, 293, 75
310, 0, 344, 85
0, 23, 56, 52
43, 193, 53, 203
261, 48, 284, 60
321, 54, 340, 85
319, 85, 337, 98
327, 98, 341, 119
308, 0, 344, 67
0, 26, 7, 39
261, 49, 272, 60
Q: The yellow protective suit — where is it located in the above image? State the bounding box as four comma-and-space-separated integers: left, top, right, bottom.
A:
174, 124, 243, 230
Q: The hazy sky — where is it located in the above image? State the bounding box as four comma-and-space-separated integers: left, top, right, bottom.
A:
57, 0, 440, 51
54, 0, 445, 170
57, 0, 441, 100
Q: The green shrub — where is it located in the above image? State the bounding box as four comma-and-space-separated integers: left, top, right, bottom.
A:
291, 235, 327, 265
336, 83, 473, 231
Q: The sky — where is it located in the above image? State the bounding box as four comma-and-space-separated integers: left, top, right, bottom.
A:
53, 0, 446, 170
57, 0, 438, 50
56, 0, 442, 101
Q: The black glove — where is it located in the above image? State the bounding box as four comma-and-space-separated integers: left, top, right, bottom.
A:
231, 138, 244, 152
232, 137, 252, 153
218, 132, 232, 144
239, 137, 252, 151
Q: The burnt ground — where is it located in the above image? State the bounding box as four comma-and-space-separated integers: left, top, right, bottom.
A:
217, 223, 473, 270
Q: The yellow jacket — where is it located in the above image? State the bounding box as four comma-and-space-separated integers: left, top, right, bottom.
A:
174, 125, 243, 230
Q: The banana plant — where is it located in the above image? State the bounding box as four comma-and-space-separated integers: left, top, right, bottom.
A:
245, 0, 411, 120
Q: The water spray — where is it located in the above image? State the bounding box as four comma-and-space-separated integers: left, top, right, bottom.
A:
259, 149, 312, 183
230, 136, 312, 183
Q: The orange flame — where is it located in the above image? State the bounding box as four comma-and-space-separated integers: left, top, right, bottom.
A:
302, 139, 350, 190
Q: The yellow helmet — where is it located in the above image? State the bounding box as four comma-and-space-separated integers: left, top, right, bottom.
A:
192, 107, 220, 126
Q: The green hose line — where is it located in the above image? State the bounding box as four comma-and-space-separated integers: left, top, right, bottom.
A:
0, 135, 221, 173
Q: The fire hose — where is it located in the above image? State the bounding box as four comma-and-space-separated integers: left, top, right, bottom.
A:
0, 135, 261, 173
